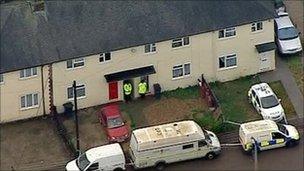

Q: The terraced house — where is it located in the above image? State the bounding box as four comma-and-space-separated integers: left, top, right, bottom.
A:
0, 1, 276, 123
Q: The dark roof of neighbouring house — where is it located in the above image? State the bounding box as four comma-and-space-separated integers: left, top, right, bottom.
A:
0, 0, 275, 74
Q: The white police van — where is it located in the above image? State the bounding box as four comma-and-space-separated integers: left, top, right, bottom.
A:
239, 120, 300, 153
248, 83, 285, 122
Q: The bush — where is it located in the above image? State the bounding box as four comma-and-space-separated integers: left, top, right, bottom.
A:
162, 85, 199, 99
193, 111, 224, 133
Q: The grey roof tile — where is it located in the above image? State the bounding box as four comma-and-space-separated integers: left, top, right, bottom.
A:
0, 0, 274, 73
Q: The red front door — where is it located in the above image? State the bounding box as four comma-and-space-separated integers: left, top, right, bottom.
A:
108, 82, 118, 100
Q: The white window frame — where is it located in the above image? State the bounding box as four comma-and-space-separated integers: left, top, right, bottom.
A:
218, 53, 237, 70
99, 52, 111, 63
19, 67, 38, 79
219, 27, 236, 39
66, 58, 85, 69
172, 37, 190, 49
20, 93, 39, 110
144, 43, 156, 54
0, 74, 3, 84
172, 62, 191, 79
67, 84, 86, 100
251, 21, 263, 32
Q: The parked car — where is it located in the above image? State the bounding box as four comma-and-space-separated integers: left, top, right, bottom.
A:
66, 143, 126, 171
248, 83, 285, 122
97, 105, 129, 142
274, 0, 286, 14
239, 120, 300, 154
274, 12, 302, 54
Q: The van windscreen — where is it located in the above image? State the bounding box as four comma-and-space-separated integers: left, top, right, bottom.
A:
77, 153, 90, 171
203, 129, 211, 143
278, 27, 299, 40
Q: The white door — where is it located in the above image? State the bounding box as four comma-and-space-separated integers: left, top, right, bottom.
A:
259, 52, 271, 72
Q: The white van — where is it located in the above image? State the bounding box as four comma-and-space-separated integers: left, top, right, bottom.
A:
239, 120, 300, 154
65, 143, 125, 171
274, 12, 302, 54
129, 120, 221, 170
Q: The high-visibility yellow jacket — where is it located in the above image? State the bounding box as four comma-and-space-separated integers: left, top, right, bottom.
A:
124, 83, 132, 95
138, 82, 147, 94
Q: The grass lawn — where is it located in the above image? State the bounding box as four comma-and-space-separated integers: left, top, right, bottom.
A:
268, 81, 297, 117
210, 76, 296, 124
210, 76, 260, 122
282, 54, 303, 94
120, 85, 209, 129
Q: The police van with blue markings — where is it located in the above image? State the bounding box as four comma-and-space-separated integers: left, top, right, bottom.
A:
239, 120, 299, 153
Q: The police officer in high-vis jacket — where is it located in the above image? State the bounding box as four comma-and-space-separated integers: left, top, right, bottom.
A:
123, 81, 132, 102
138, 79, 147, 98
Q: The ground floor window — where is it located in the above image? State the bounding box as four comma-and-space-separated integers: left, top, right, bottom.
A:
172, 63, 191, 79
67, 84, 86, 99
219, 54, 237, 69
21, 93, 38, 109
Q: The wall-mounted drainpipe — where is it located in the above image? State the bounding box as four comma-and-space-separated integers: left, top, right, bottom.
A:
41, 65, 46, 117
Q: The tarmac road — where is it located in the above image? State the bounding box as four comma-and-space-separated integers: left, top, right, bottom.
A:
137, 128, 304, 171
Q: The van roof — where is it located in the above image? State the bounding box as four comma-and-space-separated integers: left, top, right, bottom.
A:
85, 143, 124, 162
132, 120, 204, 151
275, 14, 294, 29
240, 120, 278, 134
251, 83, 275, 98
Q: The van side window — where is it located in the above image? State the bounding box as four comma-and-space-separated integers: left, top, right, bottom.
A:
272, 132, 285, 139
87, 163, 99, 171
182, 144, 194, 150
255, 97, 261, 106
251, 90, 256, 97
198, 140, 207, 147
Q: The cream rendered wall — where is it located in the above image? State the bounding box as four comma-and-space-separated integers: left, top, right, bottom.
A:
0, 66, 50, 123
214, 19, 275, 81
52, 20, 275, 113
52, 34, 216, 113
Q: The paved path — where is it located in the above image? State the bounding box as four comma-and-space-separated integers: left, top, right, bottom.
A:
259, 55, 303, 117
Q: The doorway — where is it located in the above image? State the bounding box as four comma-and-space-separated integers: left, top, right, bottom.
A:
108, 82, 118, 100
259, 52, 271, 72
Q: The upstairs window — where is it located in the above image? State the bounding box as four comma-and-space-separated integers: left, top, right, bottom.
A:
172, 37, 190, 48
219, 27, 236, 38
219, 54, 237, 69
67, 84, 86, 100
20, 67, 37, 78
144, 43, 156, 53
251, 22, 263, 32
21, 93, 38, 109
67, 58, 85, 69
99, 52, 111, 63
0, 74, 3, 84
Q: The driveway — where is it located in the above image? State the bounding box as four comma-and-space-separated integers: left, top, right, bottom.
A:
0, 118, 71, 170
284, 0, 304, 41
259, 54, 303, 117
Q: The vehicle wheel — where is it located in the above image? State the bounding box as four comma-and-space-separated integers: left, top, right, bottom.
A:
206, 152, 216, 160
286, 140, 295, 148
113, 168, 123, 171
155, 162, 166, 171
